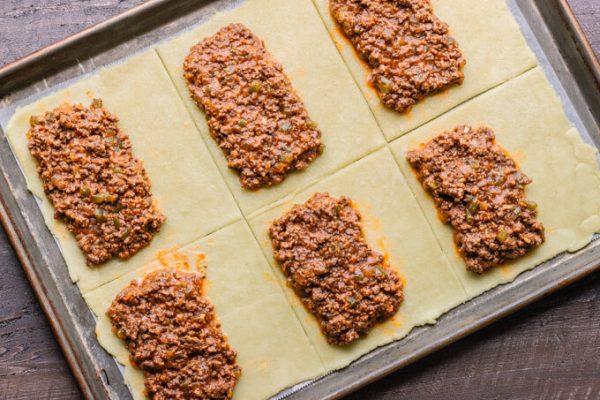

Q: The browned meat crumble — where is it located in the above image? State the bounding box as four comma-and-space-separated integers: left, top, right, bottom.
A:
184, 23, 324, 190
406, 125, 545, 273
107, 268, 241, 400
269, 193, 404, 345
27, 99, 165, 266
330, 0, 466, 113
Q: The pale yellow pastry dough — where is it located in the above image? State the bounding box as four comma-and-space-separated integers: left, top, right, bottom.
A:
4, 50, 242, 292
248, 147, 468, 371
85, 220, 326, 400
156, 0, 386, 215
313, 0, 538, 141
391, 67, 600, 297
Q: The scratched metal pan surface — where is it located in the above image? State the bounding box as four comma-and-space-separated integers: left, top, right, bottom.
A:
0, 0, 598, 399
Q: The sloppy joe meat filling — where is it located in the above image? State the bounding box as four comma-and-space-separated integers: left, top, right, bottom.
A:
269, 193, 404, 345
27, 99, 165, 266
107, 269, 241, 400
406, 125, 545, 273
330, 0, 466, 113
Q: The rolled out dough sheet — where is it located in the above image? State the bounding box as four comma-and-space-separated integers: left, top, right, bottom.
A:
3, 50, 242, 293
391, 67, 600, 298
85, 220, 326, 400
157, 0, 386, 216
312, 0, 538, 141
248, 147, 469, 371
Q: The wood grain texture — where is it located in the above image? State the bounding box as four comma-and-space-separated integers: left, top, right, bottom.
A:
0, 1, 598, 399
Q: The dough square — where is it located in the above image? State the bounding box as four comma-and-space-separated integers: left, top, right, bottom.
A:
85, 220, 326, 400
313, 0, 538, 141
3, 50, 242, 292
157, 0, 386, 216
391, 67, 600, 298
248, 147, 468, 371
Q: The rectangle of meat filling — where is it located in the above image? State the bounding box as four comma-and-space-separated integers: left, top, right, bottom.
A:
330, 0, 466, 113
27, 99, 165, 266
406, 125, 545, 273
184, 23, 324, 190
269, 193, 403, 345
107, 268, 241, 400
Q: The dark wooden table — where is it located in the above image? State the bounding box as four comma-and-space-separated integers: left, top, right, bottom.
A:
1, 1, 599, 399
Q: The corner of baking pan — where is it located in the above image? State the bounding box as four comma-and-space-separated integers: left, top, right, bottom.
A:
0, 0, 206, 96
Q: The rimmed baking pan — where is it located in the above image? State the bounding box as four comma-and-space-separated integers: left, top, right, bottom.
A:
0, 0, 598, 399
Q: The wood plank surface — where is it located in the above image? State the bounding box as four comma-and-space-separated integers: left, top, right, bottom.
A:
0, 1, 598, 399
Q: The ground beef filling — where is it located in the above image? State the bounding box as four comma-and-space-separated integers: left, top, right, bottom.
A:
107, 269, 241, 400
184, 23, 323, 190
27, 100, 165, 266
406, 126, 545, 273
330, 0, 466, 113
269, 193, 403, 345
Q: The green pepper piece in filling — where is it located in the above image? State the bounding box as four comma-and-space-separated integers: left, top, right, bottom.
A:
91, 98, 103, 109
496, 228, 508, 243
467, 200, 479, 214
94, 208, 107, 223
249, 80, 262, 93
347, 296, 358, 309
525, 200, 538, 211
91, 194, 106, 204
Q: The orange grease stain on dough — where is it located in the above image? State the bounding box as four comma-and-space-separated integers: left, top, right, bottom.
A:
434, 88, 452, 99
203, 278, 212, 294
512, 149, 527, 166
247, 358, 269, 372
499, 266, 512, 277
195, 253, 207, 270
155, 247, 210, 274
353, 200, 403, 274
329, 28, 345, 52
401, 108, 414, 122
261, 271, 278, 285
328, 23, 374, 88
156, 247, 181, 267
352, 200, 408, 292
380, 314, 405, 337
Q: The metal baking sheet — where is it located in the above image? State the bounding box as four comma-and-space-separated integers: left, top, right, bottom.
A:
0, 1, 598, 399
